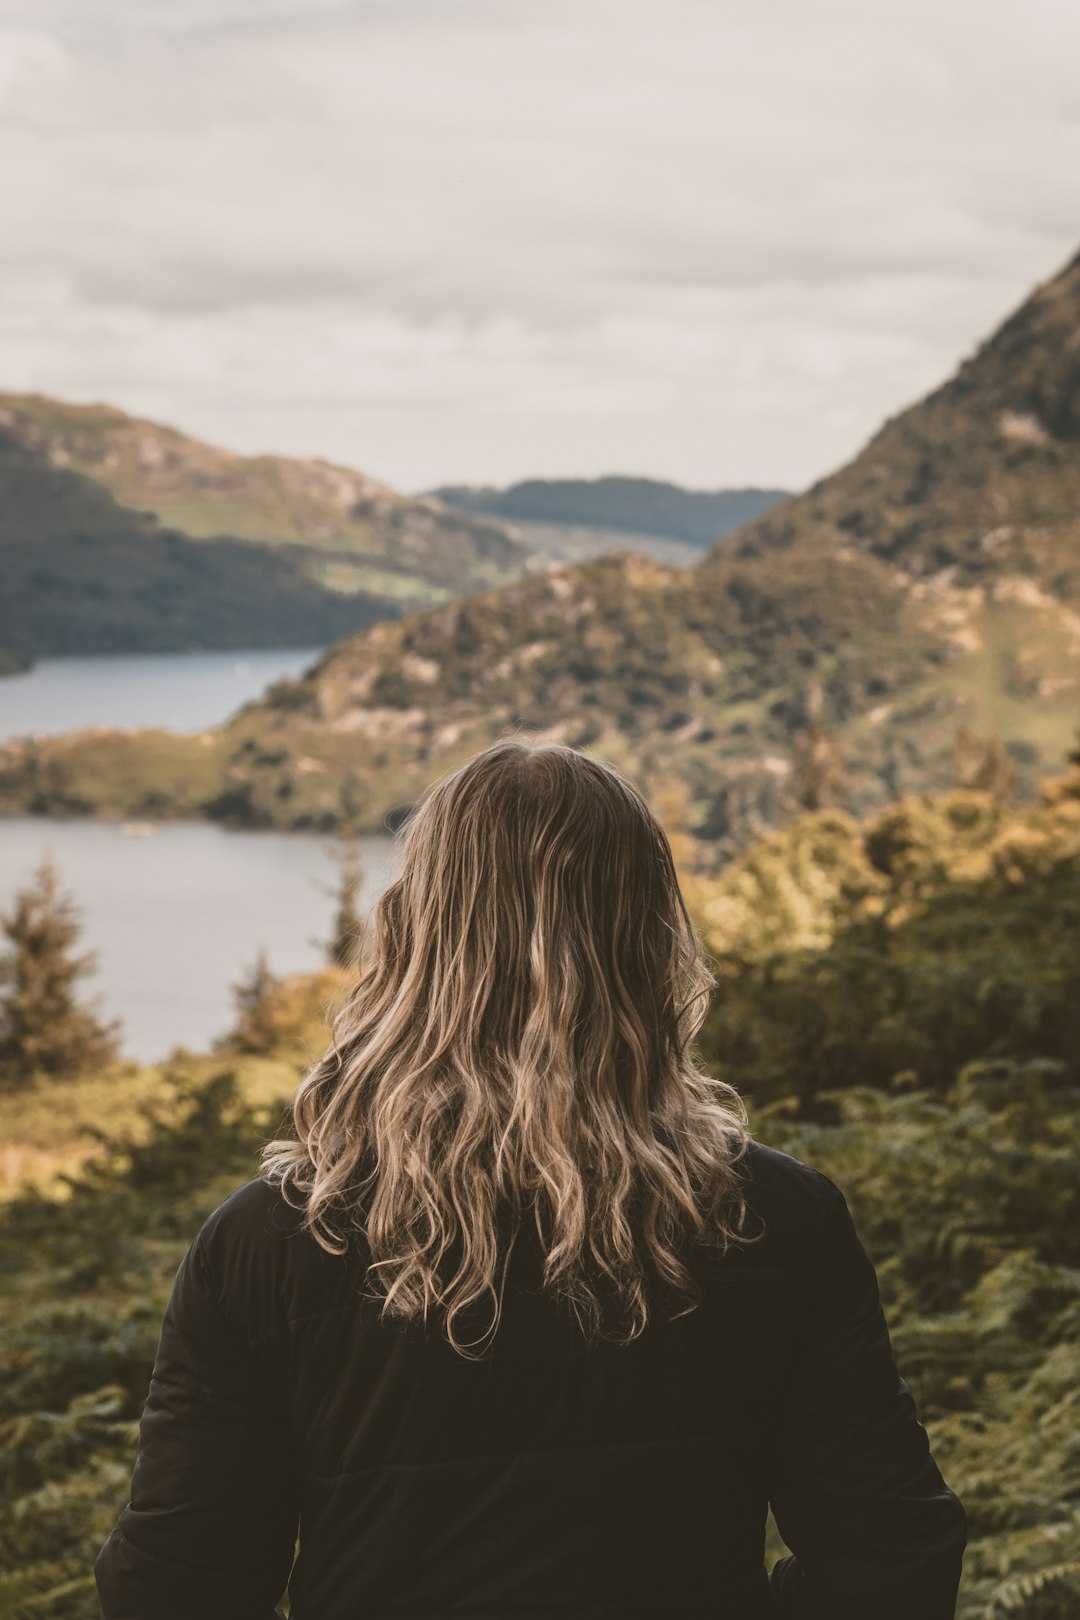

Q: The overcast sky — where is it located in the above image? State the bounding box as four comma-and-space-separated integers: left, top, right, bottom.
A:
0, 0, 1077, 493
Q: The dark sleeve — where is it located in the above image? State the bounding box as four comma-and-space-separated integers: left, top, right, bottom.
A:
95, 1225, 299, 1620
766, 1177, 967, 1619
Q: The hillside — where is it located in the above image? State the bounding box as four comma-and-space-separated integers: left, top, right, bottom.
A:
0, 393, 530, 656
0, 426, 401, 663
0, 543, 954, 841
431, 475, 788, 561
2, 245, 1078, 845
715, 248, 1080, 594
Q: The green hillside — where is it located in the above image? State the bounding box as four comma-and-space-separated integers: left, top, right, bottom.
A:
0, 393, 539, 668
0, 426, 402, 663
2, 245, 1079, 844
431, 475, 788, 546
689, 762, 1080, 1106
0, 393, 527, 608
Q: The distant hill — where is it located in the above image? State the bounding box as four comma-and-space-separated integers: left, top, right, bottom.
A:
0, 393, 532, 666
0, 425, 404, 665
430, 476, 788, 546
3, 245, 1078, 847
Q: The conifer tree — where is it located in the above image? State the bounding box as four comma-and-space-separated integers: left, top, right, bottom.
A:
881, 731, 903, 802
952, 727, 1017, 804
224, 947, 281, 1055
791, 718, 846, 811
0, 855, 122, 1091
313, 834, 366, 969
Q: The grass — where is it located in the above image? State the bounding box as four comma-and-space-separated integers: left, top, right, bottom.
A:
307, 558, 450, 604
148, 500, 304, 546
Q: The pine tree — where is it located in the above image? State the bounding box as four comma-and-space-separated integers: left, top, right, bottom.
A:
791, 718, 846, 811
881, 731, 902, 802
312, 834, 366, 969
0, 855, 122, 1091
952, 727, 1017, 804
224, 947, 281, 1055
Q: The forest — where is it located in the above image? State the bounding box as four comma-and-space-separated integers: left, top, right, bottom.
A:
1, 767, 1078, 1618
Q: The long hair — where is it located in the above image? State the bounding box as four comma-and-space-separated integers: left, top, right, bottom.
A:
262, 738, 751, 1359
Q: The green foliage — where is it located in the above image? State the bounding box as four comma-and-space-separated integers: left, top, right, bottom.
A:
0, 856, 122, 1091
222, 948, 283, 1056
755, 1075, 1080, 1619
331, 842, 365, 969
312, 835, 366, 969
790, 713, 847, 812
693, 783, 1080, 1108
5, 767, 1080, 1616
2, 1058, 1076, 1617
0, 1070, 290, 1620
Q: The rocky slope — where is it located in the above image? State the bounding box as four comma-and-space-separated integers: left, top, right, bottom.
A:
713, 248, 1080, 597
3, 246, 1078, 849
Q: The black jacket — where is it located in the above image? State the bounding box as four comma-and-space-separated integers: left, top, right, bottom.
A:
95, 1141, 966, 1619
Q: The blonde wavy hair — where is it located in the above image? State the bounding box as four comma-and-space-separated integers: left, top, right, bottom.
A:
262, 737, 751, 1358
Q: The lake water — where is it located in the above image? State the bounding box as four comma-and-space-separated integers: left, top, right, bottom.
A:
0, 648, 402, 1064
0, 646, 326, 739
0, 818, 400, 1064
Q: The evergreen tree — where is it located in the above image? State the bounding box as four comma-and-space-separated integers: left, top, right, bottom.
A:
790, 718, 846, 812
952, 727, 1017, 804
881, 731, 902, 802
313, 834, 366, 969
0, 855, 122, 1091
224, 947, 281, 1055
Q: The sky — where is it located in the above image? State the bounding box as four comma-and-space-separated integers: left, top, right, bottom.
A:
0, 0, 1077, 494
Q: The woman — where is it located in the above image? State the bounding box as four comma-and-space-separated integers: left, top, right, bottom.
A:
96, 738, 966, 1620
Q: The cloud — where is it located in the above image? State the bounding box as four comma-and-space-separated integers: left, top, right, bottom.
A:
0, 0, 1078, 490
0, 26, 70, 97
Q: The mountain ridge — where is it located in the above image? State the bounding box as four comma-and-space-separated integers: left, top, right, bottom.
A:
0, 423, 406, 663
2, 244, 1078, 849
0, 391, 527, 615
430, 475, 788, 547
712, 247, 1080, 594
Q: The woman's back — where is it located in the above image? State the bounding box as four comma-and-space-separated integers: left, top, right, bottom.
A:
95, 740, 965, 1616
95, 1138, 965, 1620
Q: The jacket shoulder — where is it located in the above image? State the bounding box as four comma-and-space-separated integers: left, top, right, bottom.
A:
198, 1175, 304, 1249
192, 1176, 346, 1339
732, 1139, 850, 1271
741, 1138, 844, 1204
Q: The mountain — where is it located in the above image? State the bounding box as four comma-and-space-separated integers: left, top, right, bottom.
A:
430, 475, 788, 567
2, 246, 1078, 846
715, 248, 1080, 595
0, 425, 402, 664
0, 393, 530, 664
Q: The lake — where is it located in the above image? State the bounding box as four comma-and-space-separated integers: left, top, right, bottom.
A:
0, 648, 401, 1064
0, 818, 400, 1064
0, 646, 326, 739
